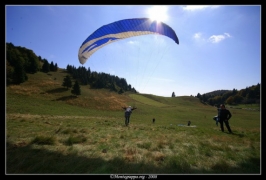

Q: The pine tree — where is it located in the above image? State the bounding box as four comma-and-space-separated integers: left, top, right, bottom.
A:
41, 59, 50, 73
62, 75, 72, 90
13, 57, 28, 84
71, 80, 81, 96
49, 61, 55, 71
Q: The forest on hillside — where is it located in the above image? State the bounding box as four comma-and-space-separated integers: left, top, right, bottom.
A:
6, 42, 136, 94
195, 85, 260, 107
6, 42, 260, 105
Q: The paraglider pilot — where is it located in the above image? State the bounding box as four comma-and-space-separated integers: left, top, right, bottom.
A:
122, 106, 137, 126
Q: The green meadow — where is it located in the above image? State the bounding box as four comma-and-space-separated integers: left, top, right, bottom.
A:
6, 69, 261, 174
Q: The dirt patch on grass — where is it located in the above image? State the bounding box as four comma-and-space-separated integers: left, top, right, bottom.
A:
64, 93, 132, 110
6, 113, 116, 120
8, 85, 41, 95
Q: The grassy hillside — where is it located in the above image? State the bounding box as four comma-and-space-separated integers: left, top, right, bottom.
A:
6, 69, 261, 174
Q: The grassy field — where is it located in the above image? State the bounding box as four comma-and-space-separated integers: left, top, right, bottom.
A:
6, 69, 261, 175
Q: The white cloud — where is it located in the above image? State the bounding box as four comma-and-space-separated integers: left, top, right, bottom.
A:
193, 32, 203, 39
193, 32, 207, 45
224, 33, 231, 38
193, 32, 231, 44
208, 33, 232, 43
182, 5, 219, 11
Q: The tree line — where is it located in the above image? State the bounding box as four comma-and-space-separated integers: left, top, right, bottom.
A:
6, 42, 58, 85
65, 65, 137, 94
194, 85, 260, 106
6, 42, 137, 95
6, 42, 260, 104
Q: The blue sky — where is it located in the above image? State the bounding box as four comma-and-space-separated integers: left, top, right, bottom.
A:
5, 5, 261, 97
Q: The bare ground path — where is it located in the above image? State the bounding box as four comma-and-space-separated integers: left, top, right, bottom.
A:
6, 113, 117, 120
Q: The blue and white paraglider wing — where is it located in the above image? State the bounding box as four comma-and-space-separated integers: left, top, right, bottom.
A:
78, 18, 179, 65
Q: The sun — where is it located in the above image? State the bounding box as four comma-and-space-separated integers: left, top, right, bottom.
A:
147, 6, 169, 22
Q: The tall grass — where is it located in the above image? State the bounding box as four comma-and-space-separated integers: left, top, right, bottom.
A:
6, 69, 261, 174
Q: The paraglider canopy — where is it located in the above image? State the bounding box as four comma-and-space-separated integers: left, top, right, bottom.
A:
78, 18, 179, 65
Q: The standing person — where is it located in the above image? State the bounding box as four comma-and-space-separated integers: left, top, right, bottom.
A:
122, 106, 137, 126
218, 104, 232, 133
215, 107, 220, 126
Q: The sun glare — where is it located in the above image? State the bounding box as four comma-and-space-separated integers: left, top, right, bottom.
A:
147, 6, 168, 22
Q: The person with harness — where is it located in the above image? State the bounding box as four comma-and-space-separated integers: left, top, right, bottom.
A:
122, 106, 137, 126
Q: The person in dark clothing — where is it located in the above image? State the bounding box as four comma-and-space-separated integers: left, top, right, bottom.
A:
122, 106, 137, 126
187, 121, 191, 126
218, 104, 232, 133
